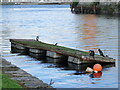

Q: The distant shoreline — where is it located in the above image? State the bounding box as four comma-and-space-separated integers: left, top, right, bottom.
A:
0, 2, 71, 5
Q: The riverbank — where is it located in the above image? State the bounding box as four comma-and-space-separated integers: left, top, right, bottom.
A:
71, 2, 120, 15
0, 2, 70, 5
1, 58, 53, 89
1, 74, 22, 88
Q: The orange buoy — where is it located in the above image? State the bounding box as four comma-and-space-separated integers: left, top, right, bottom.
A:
93, 64, 102, 72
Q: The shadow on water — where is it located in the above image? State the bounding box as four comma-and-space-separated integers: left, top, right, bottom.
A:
89, 71, 102, 78
67, 63, 115, 76
11, 48, 115, 76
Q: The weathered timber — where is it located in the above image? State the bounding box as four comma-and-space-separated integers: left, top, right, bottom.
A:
71, 2, 119, 15
10, 39, 115, 64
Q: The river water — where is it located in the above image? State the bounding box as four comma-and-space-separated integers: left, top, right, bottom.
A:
0, 5, 118, 88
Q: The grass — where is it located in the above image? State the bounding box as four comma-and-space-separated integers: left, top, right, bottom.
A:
12, 39, 89, 58
1, 74, 22, 88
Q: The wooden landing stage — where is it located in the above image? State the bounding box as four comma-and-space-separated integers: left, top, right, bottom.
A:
10, 39, 115, 64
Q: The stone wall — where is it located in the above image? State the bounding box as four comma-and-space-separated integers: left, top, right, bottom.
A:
1, 58, 54, 89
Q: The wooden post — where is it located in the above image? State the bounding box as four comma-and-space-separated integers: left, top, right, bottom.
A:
81, 5, 83, 14
93, 6, 96, 14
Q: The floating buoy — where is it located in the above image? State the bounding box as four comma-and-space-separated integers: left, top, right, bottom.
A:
85, 67, 93, 73
93, 64, 102, 72
85, 64, 102, 73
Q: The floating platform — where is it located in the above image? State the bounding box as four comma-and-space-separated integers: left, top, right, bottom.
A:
10, 39, 115, 64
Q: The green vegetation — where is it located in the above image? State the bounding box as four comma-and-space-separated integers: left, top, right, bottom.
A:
0, 74, 1, 90
70, 0, 79, 9
72, 2, 79, 7
10, 39, 115, 63
1, 74, 22, 88
101, 5, 116, 14
12, 39, 89, 58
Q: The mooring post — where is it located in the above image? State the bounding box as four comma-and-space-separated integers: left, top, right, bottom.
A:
81, 5, 83, 14
93, 6, 96, 14
11, 43, 17, 53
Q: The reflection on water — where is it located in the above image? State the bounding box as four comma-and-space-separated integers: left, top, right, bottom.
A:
89, 72, 102, 78
1, 5, 118, 88
12, 48, 115, 74
82, 15, 98, 51
90, 72, 103, 85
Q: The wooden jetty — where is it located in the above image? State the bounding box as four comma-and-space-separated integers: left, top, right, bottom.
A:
10, 39, 115, 64
70, 2, 119, 15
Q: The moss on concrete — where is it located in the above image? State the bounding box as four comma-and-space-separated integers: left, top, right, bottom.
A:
10, 39, 89, 58
10, 39, 115, 63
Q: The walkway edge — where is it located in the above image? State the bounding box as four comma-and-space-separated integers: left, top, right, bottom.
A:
1, 58, 54, 89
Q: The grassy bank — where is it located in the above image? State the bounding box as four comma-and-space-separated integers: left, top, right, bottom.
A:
1, 74, 22, 88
